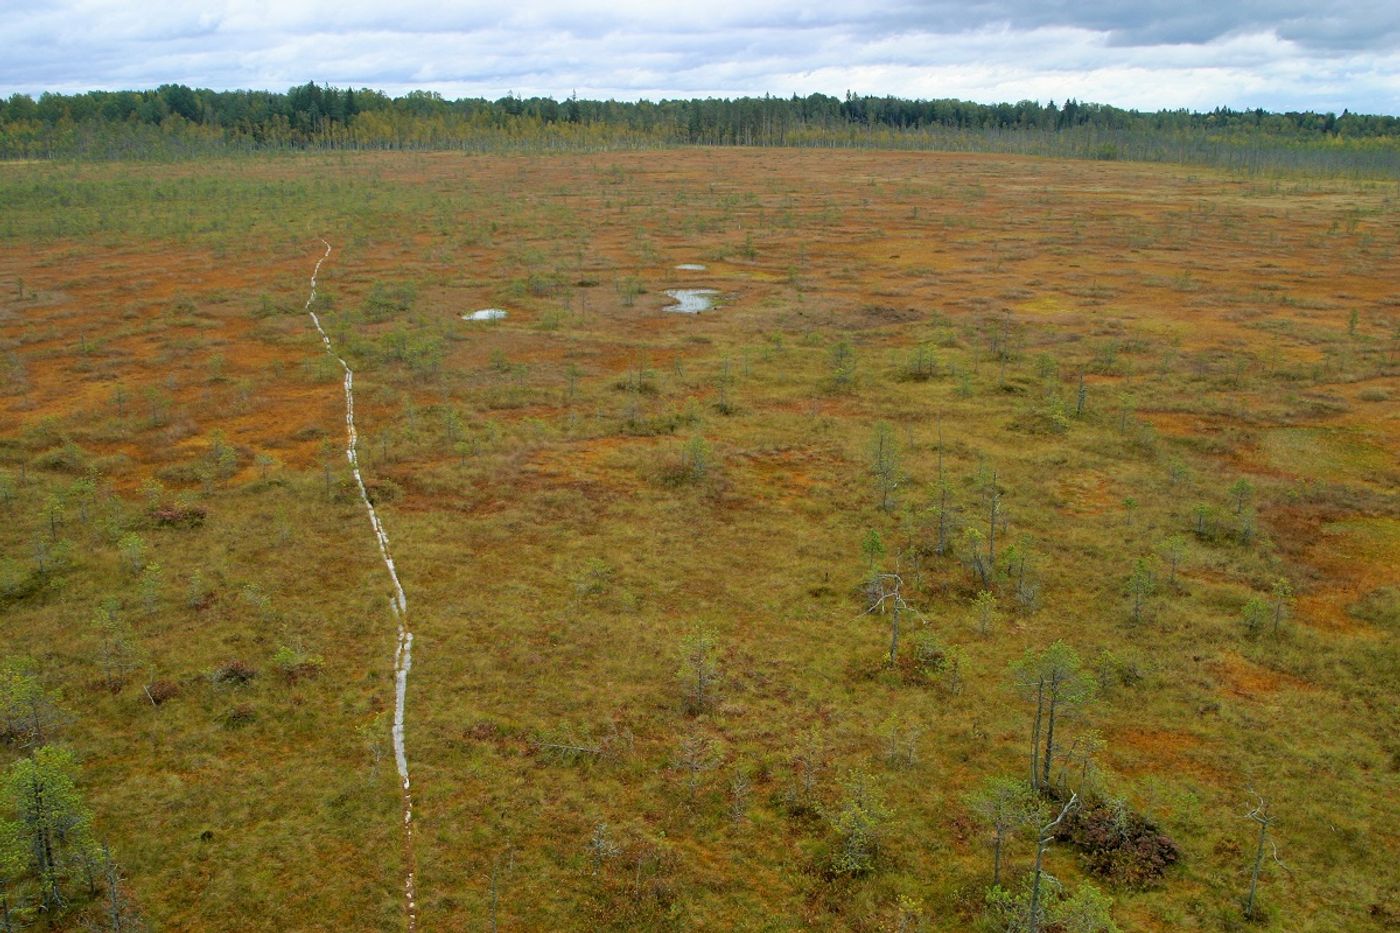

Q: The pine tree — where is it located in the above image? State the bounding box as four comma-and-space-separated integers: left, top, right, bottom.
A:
1, 746, 98, 910
1012, 643, 1095, 791
966, 776, 1043, 886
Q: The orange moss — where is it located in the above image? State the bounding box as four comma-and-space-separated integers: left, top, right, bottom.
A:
1211, 651, 1314, 697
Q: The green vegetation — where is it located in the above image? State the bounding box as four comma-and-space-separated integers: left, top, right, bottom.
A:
4, 83, 1400, 176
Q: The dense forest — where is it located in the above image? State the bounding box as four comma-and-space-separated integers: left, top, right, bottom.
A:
3, 82, 1399, 174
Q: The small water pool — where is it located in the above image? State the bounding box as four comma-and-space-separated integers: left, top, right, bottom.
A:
663, 289, 719, 314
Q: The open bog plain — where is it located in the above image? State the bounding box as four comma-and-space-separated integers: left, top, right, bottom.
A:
0, 148, 1397, 930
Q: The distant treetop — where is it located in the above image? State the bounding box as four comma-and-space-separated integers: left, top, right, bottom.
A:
3, 83, 1397, 171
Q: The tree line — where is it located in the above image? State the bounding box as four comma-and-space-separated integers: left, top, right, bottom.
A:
2, 83, 1398, 175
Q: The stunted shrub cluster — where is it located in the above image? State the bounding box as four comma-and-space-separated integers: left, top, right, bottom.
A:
220, 704, 257, 728
821, 770, 891, 878
1055, 799, 1181, 888
272, 645, 324, 683
583, 831, 679, 929
144, 679, 179, 705
150, 503, 206, 528
657, 436, 712, 487
213, 660, 257, 685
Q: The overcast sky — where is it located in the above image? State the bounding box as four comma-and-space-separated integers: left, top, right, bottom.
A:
3, 0, 1399, 114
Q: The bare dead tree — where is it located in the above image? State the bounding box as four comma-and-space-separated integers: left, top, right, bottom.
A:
1243, 794, 1288, 922
587, 823, 620, 876
674, 731, 718, 803
534, 740, 601, 761
861, 572, 926, 667
94, 843, 144, 932
1029, 793, 1078, 933
488, 846, 515, 933
932, 416, 958, 556
982, 468, 1004, 582
870, 422, 901, 513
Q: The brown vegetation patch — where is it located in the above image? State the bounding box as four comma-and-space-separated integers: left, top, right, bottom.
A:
1141, 410, 1210, 437
1053, 469, 1116, 516
524, 435, 654, 496
1211, 652, 1313, 698
736, 446, 832, 503
1271, 509, 1399, 633
1110, 727, 1225, 783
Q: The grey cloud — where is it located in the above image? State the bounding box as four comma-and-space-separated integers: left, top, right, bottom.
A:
201, 0, 1396, 52
0, 0, 1397, 114
861, 0, 1400, 51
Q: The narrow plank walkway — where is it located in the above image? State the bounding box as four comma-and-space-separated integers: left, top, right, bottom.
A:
302, 240, 418, 930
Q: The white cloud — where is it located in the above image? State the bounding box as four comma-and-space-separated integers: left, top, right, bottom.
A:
1, 0, 1397, 113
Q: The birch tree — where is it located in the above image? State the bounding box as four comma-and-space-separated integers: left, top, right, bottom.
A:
826, 770, 890, 876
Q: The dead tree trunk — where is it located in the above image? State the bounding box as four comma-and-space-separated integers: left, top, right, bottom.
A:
1243, 796, 1281, 922
986, 470, 1000, 580
1029, 793, 1077, 933
1029, 678, 1045, 790
1041, 685, 1059, 789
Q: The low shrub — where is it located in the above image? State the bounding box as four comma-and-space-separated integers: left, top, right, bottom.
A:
151, 503, 207, 528
1056, 799, 1181, 888
272, 646, 324, 683
144, 679, 179, 705
213, 660, 257, 685
220, 704, 257, 728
